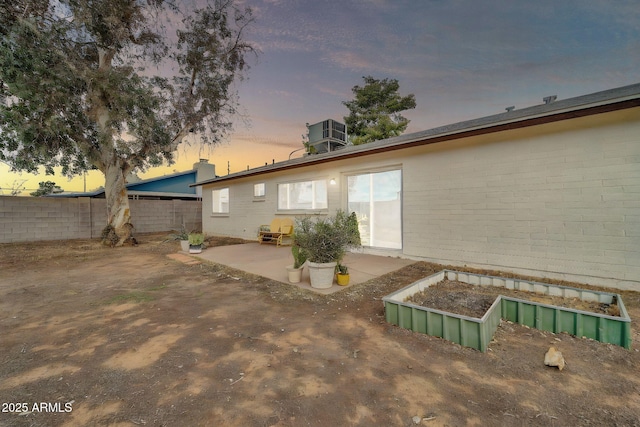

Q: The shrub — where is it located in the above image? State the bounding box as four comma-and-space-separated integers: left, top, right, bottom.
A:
293, 210, 361, 264
188, 233, 205, 246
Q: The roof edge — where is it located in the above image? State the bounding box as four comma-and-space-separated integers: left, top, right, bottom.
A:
193, 82, 640, 187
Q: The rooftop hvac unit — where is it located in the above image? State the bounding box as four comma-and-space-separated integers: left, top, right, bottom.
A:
307, 119, 347, 153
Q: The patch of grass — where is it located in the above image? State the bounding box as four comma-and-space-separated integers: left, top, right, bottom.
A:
105, 292, 154, 304
147, 283, 168, 291
103, 283, 168, 305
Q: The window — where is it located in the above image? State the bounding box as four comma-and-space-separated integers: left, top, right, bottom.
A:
347, 169, 402, 249
254, 183, 265, 198
278, 180, 327, 210
212, 188, 229, 213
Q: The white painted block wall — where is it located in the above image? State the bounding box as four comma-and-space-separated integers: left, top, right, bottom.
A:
202, 109, 640, 290
402, 111, 640, 290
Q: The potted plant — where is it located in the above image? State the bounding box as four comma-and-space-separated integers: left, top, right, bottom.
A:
167, 226, 190, 252
336, 264, 349, 286
334, 212, 361, 285
188, 232, 205, 254
286, 243, 307, 283
294, 210, 360, 289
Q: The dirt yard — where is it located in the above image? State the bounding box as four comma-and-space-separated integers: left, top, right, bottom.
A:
0, 233, 639, 427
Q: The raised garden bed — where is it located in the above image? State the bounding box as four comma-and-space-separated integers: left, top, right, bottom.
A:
383, 270, 631, 352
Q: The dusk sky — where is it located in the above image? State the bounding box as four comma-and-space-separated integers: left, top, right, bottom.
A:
2, 0, 640, 194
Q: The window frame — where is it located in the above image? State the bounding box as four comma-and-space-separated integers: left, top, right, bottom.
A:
345, 166, 403, 249
253, 183, 266, 200
211, 187, 230, 215
277, 179, 328, 212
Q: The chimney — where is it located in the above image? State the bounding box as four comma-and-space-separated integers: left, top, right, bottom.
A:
193, 159, 216, 182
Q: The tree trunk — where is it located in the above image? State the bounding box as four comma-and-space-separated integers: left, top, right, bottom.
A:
102, 160, 135, 246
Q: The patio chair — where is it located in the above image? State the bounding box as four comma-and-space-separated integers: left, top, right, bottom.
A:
258, 218, 293, 247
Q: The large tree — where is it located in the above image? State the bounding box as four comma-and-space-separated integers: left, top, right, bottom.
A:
343, 76, 416, 145
0, 0, 255, 245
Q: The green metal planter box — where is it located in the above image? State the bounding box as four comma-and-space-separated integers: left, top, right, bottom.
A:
383, 270, 631, 352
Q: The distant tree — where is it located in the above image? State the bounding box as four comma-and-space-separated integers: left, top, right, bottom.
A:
0, 179, 27, 196
343, 76, 416, 145
10, 180, 26, 196
30, 181, 63, 197
0, 0, 256, 245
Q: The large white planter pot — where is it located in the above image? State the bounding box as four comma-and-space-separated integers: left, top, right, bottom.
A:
307, 261, 337, 289
286, 265, 304, 283
180, 240, 190, 252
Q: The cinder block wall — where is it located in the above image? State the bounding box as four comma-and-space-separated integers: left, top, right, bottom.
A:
402, 111, 640, 290
0, 197, 201, 243
200, 108, 639, 290
126, 199, 202, 235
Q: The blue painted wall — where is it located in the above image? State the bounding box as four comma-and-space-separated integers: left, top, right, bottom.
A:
128, 172, 197, 194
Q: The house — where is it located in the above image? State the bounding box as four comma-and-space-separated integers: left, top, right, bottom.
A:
194, 83, 640, 291
54, 159, 216, 200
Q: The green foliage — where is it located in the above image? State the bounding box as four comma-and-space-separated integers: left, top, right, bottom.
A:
336, 264, 348, 275
293, 210, 361, 264
188, 233, 205, 246
345, 211, 361, 247
291, 243, 308, 269
0, 0, 256, 229
30, 181, 63, 197
167, 225, 190, 241
343, 76, 416, 145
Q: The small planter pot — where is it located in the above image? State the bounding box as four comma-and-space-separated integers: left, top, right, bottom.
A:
336, 273, 350, 286
189, 244, 202, 254
286, 265, 304, 283
307, 261, 336, 289
180, 240, 190, 252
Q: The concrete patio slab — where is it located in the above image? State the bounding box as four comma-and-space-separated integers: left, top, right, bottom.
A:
191, 243, 415, 294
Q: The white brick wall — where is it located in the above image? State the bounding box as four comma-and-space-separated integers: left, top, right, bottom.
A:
402, 111, 640, 290
202, 109, 640, 290
202, 164, 347, 241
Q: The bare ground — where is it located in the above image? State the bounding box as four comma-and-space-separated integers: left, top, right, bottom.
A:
0, 233, 639, 427
406, 279, 621, 318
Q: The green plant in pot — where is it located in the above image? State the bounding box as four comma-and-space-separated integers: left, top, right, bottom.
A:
336, 263, 350, 286
334, 211, 360, 287
167, 225, 190, 252
188, 232, 205, 254
294, 210, 361, 289
286, 242, 308, 284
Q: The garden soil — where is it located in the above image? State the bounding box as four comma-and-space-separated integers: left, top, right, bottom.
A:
406, 279, 621, 319
1, 233, 639, 426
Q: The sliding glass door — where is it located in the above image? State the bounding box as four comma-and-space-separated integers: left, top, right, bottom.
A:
347, 169, 402, 249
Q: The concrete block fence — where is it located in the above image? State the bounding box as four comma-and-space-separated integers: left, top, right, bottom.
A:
0, 196, 201, 243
